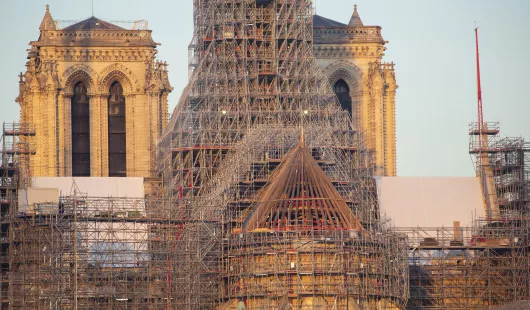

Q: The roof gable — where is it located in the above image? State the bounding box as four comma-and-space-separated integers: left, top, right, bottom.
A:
62, 17, 125, 31
313, 15, 346, 28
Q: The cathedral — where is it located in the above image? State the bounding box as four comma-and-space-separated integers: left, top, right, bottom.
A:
4, 2, 529, 310
2, 3, 407, 309
16, 5, 172, 178
16, 4, 396, 178
313, 5, 397, 176
3, 2, 530, 309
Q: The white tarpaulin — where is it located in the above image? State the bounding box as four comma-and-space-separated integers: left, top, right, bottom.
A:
377, 177, 485, 228
31, 177, 144, 198
30, 177, 147, 266
18, 187, 59, 214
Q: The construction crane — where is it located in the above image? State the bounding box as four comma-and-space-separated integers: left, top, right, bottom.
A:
472, 27, 501, 220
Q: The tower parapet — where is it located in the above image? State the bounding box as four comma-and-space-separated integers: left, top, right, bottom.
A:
17, 6, 171, 178
313, 5, 397, 176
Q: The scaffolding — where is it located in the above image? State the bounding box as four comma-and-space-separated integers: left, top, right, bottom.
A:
469, 122, 530, 219
1, 122, 35, 309
218, 143, 408, 309
0, 122, 191, 309
222, 230, 408, 309
9, 193, 190, 309
395, 123, 530, 309
398, 218, 529, 309
3, 1, 530, 309
156, 0, 408, 308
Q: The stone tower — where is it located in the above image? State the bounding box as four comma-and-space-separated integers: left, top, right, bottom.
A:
313, 5, 397, 176
16, 5, 172, 178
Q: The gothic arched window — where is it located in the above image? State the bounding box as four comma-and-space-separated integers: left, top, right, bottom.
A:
333, 79, 352, 116
108, 82, 126, 177
71, 82, 91, 176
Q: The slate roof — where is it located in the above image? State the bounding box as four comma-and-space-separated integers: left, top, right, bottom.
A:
313, 15, 347, 28
63, 17, 125, 31
314, 5, 366, 28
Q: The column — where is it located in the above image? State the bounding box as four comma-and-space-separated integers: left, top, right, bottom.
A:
366, 63, 385, 176
351, 88, 363, 130
89, 93, 105, 177
125, 94, 136, 177
62, 93, 73, 176
384, 67, 397, 176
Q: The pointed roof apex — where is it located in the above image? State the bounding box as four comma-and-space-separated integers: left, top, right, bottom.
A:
243, 143, 365, 232
40, 4, 56, 30
62, 17, 125, 31
313, 14, 347, 28
348, 4, 364, 27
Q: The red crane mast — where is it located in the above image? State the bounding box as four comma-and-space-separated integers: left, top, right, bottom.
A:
475, 27, 484, 134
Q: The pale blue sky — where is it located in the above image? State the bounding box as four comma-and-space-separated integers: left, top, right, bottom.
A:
1, 0, 529, 176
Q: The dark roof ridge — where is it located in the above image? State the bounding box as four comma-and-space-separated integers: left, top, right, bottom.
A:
313, 14, 347, 28
62, 16, 125, 31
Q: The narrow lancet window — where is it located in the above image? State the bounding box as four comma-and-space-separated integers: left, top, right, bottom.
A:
333, 79, 352, 116
108, 82, 126, 177
71, 82, 90, 176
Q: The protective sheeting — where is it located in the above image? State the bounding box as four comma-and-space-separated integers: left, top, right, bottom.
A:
18, 188, 59, 214
30, 177, 148, 267
31, 177, 145, 198
83, 222, 149, 267
377, 177, 485, 228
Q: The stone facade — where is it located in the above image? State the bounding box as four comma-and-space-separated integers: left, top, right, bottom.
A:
17, 5, 394, 177
16, 6, 172, 177
313, 5, 397, 176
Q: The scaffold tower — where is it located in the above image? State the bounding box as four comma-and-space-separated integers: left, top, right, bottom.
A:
1, 122, 35, 308
158, 0, 409, 308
